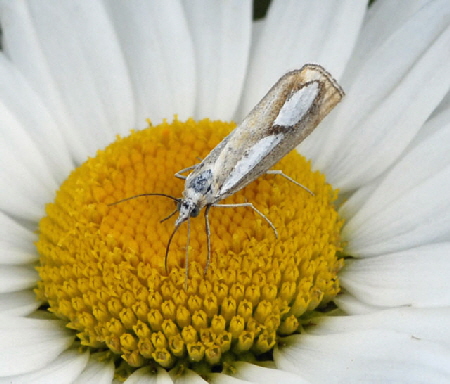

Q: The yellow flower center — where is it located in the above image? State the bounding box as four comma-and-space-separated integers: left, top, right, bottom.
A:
35, 118, 343, 375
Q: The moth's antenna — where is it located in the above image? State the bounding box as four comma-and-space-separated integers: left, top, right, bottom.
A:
160, 208, 179, 223
165, 221, 183, 275
108, 193, 180, 206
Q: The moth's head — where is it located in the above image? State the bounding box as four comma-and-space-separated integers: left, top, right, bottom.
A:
175, 199, 200, 226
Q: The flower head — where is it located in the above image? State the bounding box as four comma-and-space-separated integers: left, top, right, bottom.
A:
35, 118, 343, 373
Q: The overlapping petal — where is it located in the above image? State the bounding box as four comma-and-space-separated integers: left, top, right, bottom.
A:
0, 317, 75, 376
0, 1, 134, 162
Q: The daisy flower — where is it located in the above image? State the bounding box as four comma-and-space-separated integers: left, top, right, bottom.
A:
1, 1, 450, 383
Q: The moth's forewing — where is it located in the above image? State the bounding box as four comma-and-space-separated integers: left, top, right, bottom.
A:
212, 64, 344, 198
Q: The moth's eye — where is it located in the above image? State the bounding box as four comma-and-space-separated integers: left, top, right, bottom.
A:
190, 206, 200, 218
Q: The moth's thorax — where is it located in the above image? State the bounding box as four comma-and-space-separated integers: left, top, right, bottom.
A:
186, 168, 216, 201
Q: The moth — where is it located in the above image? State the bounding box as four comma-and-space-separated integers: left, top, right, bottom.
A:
113, 64, 344, 284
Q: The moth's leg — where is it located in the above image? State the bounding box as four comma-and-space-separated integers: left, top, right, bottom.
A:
212, 202, 278, 238
175, 165, 197, 180
203, 205, 212, 275
265, 170, 314, 195
175, 156, 204, 179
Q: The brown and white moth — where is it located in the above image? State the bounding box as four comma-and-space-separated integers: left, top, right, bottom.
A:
112, 64, 344, 285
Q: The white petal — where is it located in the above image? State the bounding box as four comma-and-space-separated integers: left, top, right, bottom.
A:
0, 290, 39, 316
72, 355, 114, 384
0, 349, 89, 384
342, 112, 450, 255
0, 55, 73, 182
106, 1, 196, 126
124, 366, 173, 384
340, 243, 450, 307
0, 61, 60, 219
275, 331, 450, 383
309, 307, 450, 346
334, 291, 387, 315
411, 106, 450, 147
182, 1, 251, 120
433, 87, 450, 117
311, 1, 450, 190
0, 1, 135, 162
0, 211, 37, 265
0, 150, 47, 220
0, 317, 74, 376
344, 0, 435, 78
172, 368, 207, 383
240, 0, 366, 117
0, 265, 37, 293
223, 362, 311, 384
210, 374, 252, 384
